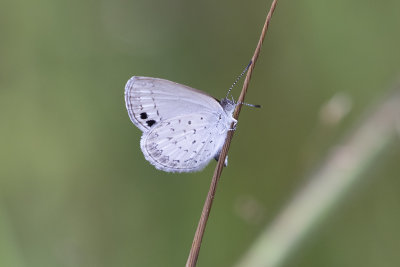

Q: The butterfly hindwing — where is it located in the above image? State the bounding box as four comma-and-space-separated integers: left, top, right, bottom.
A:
140, 113, 227, 172
125, 76, 224, 132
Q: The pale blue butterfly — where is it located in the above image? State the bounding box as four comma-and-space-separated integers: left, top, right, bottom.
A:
124, 63, 255, 172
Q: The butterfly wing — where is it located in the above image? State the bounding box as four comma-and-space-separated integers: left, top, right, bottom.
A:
125, 76, 224, 132
140, 113, 227, 172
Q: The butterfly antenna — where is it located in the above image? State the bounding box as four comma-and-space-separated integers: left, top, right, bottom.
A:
239, 102, 261, 108
226, 60, 252, 98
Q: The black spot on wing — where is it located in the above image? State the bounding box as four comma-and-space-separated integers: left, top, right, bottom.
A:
146, 120, 156, 127
140, 112, 148, 119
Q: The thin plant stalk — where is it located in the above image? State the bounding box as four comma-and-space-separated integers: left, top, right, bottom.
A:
186, 1, 279, 266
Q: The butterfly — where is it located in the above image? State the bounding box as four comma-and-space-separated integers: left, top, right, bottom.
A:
124, 76, 237, 173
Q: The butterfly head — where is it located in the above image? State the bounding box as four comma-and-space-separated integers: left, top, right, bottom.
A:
220, 97, 237, 115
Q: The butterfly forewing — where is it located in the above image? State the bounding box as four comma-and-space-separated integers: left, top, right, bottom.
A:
140, 113, 226, 172
125, 76, 223, 132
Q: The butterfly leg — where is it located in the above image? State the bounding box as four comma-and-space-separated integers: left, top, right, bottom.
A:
228, 118, 238, 131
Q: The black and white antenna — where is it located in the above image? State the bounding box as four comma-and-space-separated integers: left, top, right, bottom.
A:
226, 60, 252, 99
226, 60, 261, 108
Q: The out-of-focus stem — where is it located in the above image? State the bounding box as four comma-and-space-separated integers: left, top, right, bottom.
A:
235, 88, 400, 267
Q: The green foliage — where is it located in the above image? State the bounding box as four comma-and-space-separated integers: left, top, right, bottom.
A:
1, 0, 400, 266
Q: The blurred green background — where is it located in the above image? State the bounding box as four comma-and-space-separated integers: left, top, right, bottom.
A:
1, 0, 400, 266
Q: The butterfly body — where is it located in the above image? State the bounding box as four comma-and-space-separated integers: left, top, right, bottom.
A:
125, 76, 236, 173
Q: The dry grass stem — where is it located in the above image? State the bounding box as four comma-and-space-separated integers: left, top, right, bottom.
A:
186, 1, 279, 266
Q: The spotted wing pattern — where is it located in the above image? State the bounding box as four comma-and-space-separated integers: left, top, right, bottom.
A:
125, 76, 223, 132
140, 113, 227, 172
